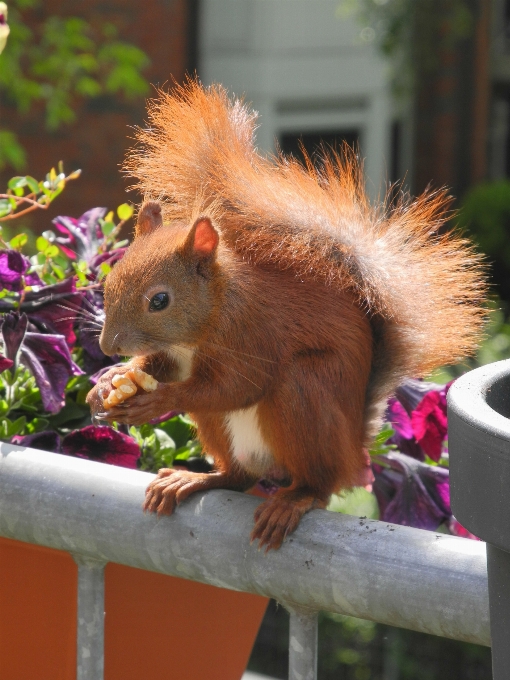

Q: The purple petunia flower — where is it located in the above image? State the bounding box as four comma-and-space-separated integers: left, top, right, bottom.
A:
1, 311, 27, 365
12, 430, 62, 453
1, 312, 83, 414
61, 425, 140, 468
22, 278, 83, 348
372, 451, 451, 530
22, 332, 83, 413
0, 249, 42, 291
53, 207, 107, 263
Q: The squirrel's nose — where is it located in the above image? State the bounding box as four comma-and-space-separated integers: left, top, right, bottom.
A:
99, 329, 124, 356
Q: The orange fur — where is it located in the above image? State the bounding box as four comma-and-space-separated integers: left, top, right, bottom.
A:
87, 82, 487, 550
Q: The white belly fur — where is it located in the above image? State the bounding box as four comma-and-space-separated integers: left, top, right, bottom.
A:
225, 405, 274, 475
167, 345, 195, 381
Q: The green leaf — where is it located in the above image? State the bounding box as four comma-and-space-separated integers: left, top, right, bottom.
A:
26, 418, 50, 434
158, 414, 197, 449
117, 203, 134, 221
75, 76, 102, 97
6, 416, 27, 437
7, 176, 27, 191
44, 244, 60, 258
98, 262, 111, 280
36, 236, 50, 251
9, 233, 28, 249
50, 262, 65, 280
101, 220, 116, 237
0, 199, 12, 218
48, 401, 89, 428
25, 176, 40, 193
153, 428, 176, 452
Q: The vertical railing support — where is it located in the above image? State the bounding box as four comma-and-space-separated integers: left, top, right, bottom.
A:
288, 609, 318, 680
486, 544, 510, 680
73, 555, 106, 680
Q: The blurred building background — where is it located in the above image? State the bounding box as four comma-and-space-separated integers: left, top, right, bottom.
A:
199, 0, 394, 201
2, 0, 506, 213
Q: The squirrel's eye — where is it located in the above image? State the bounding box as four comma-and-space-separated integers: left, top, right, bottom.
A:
149, 292, 169, 312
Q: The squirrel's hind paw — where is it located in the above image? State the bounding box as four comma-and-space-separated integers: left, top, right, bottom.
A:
251, 491, 327, 552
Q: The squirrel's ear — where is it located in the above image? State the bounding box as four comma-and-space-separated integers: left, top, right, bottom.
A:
183, 217, 219, 258
135, 201, 163, 237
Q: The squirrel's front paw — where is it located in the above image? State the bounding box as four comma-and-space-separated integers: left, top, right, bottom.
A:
86, 364, 131, 419
96, 383, 174, 426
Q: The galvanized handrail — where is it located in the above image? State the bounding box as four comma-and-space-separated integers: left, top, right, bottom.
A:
0, 443, 490, 680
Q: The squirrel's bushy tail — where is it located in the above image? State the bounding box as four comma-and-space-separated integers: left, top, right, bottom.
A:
126, 80, 486, 438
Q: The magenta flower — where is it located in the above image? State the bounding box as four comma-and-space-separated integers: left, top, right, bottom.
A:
12, 426, 141, 469
0, 353, 13, 372
394, 378, 444, 414
447, 516, 480, 540
386, 397, 425, 461
62, 425, 140, 468
411, 389, 448, 461
388, 379, 452, 462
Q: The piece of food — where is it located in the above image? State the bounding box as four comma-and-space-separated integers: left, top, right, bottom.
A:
103, 388, 127, 409
102, 368, 158, 410
111, 374, 137, 393
127, 367, 158, 392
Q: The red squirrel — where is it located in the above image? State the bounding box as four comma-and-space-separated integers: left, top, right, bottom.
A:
86, 81, 486, 551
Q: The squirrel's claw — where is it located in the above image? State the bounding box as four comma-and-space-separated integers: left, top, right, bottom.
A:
250, 492, 325, 552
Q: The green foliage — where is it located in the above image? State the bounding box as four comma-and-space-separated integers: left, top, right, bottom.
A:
457, 180, 510, 301
0, 0, 151, 170
459, 180, 510, 259
432, 303, 510, 382
0, 162, 81, 223
134, 415, 203, 473
0, 364, 47, 437
328, 486, 379, 518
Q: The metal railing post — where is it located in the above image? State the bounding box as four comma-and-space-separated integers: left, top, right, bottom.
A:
288, 609, 318, 680
73, 555, 106, 680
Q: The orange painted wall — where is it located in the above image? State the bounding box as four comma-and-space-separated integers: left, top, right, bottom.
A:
0, 537, 268, 680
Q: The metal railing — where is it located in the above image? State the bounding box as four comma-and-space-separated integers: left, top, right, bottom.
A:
0, 443, 490, 680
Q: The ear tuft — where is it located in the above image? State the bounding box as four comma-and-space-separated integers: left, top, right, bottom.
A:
189, 217, 219, 257
135, 200, 163, 236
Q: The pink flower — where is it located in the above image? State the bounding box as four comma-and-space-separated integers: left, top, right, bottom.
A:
411, 389, 448, 461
